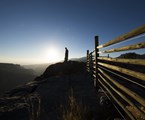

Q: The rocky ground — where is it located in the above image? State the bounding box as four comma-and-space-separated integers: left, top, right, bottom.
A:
0, 61, 120, 120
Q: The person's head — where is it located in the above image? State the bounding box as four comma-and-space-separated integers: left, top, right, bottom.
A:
65, 47, 67, 50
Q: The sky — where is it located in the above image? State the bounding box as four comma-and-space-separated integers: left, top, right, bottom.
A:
0, 0, 145, 65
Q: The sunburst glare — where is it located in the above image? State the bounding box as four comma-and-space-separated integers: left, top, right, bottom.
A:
44, 47, 60, 63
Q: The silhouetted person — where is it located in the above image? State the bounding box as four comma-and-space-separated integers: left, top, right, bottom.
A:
64, 47, 69, 62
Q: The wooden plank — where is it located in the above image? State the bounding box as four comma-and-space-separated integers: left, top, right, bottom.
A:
93, 74, 96, 78
98, 41, 145, 53
98, 62, 145, 82
99, 73, 145, 119
98, 79, 136, 120
87, 68, 90, 71
98, 57, 145, 66
98, 65, 145, 89
92, 59, 95, 63
97, 25, 145, 49
92, 49, 95, 53
98, 68, 145, 107
99, 86, 127, 119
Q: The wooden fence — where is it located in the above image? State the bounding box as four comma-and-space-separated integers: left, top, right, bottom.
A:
86, 25, 145, 120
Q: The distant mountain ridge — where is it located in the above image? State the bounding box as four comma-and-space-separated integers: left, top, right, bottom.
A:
0, 63, 36, 96
117, 52, 145, 59
0, 63, 34, 74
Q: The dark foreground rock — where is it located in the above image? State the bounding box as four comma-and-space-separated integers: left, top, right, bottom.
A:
0, 61, 119, 120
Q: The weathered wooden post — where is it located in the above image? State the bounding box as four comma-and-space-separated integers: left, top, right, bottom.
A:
94, 36, 99, 89
86, 50, 90, 72
89, 52, 93, 74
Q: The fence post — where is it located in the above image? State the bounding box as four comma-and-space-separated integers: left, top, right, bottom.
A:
94, 36, 99, 89
86, 50, 89, 72
90, 52, 93, 74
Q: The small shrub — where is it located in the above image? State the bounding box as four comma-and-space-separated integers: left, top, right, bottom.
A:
61, 89, 88, 120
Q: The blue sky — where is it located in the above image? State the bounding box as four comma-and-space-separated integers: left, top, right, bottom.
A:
0, 0, 145, 64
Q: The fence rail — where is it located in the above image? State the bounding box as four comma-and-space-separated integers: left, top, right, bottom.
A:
86, 24, 145, 120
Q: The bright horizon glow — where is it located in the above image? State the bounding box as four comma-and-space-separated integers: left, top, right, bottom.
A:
0, 0, 145, 65
44, 47, 61, 63
0, 47, 63, 65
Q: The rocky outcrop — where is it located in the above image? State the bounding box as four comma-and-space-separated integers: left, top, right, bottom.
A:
35, 61, 86, 81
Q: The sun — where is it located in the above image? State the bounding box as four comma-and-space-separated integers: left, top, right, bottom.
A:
45, 48, 60, 63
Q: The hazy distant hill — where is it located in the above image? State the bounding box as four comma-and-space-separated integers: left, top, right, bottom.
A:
71, 57, 87, 62
0, 63, 36, 96
23, 63, 51, 76
23, 58, 87, 76
117, 52, 145, 59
